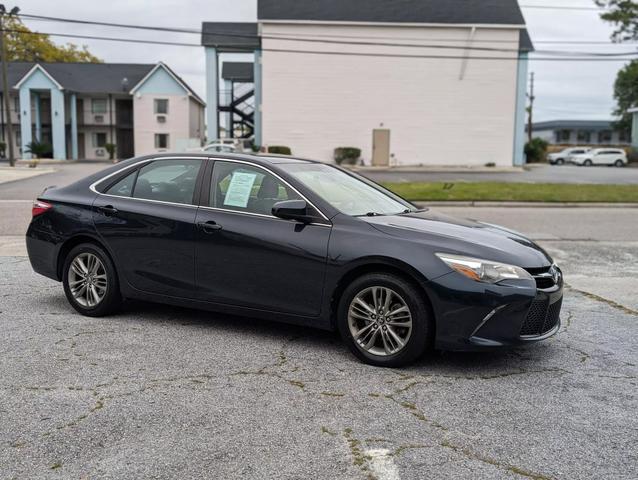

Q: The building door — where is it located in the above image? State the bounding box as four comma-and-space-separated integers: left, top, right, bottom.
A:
372, 129, 390, 166
115, 99, 134, 159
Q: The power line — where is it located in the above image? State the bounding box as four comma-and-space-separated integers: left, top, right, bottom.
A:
5, 28, 638, 62
19, 12, 636, 51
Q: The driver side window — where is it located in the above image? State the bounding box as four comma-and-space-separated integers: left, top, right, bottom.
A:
209, 161, 301, 216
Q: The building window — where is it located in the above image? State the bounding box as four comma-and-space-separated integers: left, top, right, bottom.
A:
154, 99, 168, 114
92, 99, 107, 114
577, 130, 591, 143
155, 133, 169, 149
15, 130, 21, 147
13, 96, 20, 113
619, 129, 630, 143
93, 132, 107, 148
598, 130, 613, 144
555, 130, 571, 143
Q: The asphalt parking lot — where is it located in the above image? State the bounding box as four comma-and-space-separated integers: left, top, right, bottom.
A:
1, 163, 637, 479
1, 206, 637, 479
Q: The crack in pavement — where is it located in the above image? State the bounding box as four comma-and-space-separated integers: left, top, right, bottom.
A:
565, 285, 638, 316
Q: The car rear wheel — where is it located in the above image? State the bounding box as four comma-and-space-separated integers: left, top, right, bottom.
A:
583, 159, 593, 166
337, 273, 432, 367
615, 159, 625, 167
63, 243, 122, 317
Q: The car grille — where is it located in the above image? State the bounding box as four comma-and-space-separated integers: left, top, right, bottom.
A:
520, 297, 562, 337
525, 265, 561, 290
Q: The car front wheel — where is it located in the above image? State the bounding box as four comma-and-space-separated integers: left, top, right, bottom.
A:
63, 243, 122, 317
583, 159, 593, 166
337, 273, 432, 367
615, 159, 625, 167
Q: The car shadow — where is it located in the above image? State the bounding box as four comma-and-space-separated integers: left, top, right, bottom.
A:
45, 293, 559, 374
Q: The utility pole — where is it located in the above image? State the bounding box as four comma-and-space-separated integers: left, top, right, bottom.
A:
0, 5, 19, 167
527, 71, 535, 143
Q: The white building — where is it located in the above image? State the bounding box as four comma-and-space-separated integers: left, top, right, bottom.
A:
202, 0, 533, 167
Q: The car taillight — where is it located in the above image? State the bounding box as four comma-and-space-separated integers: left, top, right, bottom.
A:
32, 200, 53, 217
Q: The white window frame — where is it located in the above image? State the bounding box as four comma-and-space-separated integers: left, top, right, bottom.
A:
93, 132, 107, 148
154, 133, 169, 149
154, 98, 169, 115
91, 98, 107, 114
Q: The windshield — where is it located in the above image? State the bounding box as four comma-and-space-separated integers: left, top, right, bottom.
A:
285, 163, 414, 216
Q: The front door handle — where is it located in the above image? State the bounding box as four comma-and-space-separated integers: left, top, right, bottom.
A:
198, 221, 223, 233
98, 205, 118, 216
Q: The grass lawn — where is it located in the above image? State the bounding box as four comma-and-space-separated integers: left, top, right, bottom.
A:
382, 182, 638, 203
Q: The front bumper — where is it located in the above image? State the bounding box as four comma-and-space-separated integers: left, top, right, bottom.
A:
427, 270, 564, 351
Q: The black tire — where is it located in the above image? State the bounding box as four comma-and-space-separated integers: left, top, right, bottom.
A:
62, 243, 122, 317
556, 158, 564, 165
615, 159, 625, 167
583, 159, 593, 166
337, 273, 432, 367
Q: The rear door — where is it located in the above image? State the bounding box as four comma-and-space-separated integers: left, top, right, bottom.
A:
93, 157, 205, 298
194, 159, 332, 316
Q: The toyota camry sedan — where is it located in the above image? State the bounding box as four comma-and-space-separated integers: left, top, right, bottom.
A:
26, 154, 563, 367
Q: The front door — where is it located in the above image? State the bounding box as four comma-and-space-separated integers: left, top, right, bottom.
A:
194, 160, 331, 316
93, 158, 205, 297
372, 129, 390, 166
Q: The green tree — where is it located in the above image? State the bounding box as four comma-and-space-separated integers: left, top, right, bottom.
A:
596, 1, 638, 41
3, 17, 101, 62
611, 60, 638, 132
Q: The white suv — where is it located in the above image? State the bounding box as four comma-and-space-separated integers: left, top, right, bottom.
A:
569, 148, 627, 167
547, 147, 590, 165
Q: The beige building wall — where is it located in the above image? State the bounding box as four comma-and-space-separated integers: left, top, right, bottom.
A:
261, 22, 522, 166
133, 94, 191, 155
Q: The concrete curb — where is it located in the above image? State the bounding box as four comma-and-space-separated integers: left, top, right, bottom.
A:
414, 201, 638, 208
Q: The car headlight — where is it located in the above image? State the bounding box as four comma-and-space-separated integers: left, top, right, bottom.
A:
435, 253, 534, 284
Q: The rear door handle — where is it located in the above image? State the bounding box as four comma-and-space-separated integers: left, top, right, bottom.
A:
198, 221, 223, 233
98, 205, 118, 216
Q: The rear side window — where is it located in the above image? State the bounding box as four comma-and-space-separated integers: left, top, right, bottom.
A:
105, 171, 136, 197
134, 160, 202, 205
103, 160, 202, 205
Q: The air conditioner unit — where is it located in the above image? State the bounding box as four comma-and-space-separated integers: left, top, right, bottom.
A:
96, 149, 105, 157
94, 115, 104, 123
157, 115, 166, 123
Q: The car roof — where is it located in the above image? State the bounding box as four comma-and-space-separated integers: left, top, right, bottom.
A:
142, 152, 320, 166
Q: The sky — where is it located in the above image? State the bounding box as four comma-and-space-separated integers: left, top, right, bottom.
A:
15, 0, 631, 122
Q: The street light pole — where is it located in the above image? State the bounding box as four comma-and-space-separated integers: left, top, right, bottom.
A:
0, 5, 19, 167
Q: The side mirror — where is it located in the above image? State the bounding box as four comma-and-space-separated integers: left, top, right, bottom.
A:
272, 200, 312, 223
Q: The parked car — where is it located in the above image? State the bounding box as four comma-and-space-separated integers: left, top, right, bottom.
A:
26, 153, 563, 367
547, 147, 590, 165
202, 143, 238, 154
569, 148, 627, 167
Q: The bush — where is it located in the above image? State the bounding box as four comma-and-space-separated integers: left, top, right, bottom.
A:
334, 147, 362, 165
25, 140, 53, 159
524, 138, 549, 163
267, 145, 292, 155
105, 143, 116, 160
627, 148, 638, 164
0, 141, 6, 157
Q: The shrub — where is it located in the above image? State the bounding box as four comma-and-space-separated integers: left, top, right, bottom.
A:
334, 147, 362, 165
0, 141, 5, 157
524, 138, 549, 163
627, 148, 638, 164
105, 143, 117, 160
485, 162, 496, 168
267, 145, 292, 155
25, 140, 53, 159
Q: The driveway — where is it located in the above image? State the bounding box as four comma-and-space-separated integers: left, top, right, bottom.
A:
362, 164, 638, 184
1, 205, 637, 479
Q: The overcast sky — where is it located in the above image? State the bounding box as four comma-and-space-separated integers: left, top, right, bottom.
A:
16, 0, 630, 122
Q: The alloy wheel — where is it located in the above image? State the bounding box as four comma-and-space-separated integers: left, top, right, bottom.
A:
347, 286, 413, 356
68, 252, 108, 307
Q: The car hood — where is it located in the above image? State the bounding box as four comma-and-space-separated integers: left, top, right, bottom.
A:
362, 209, 553, 269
